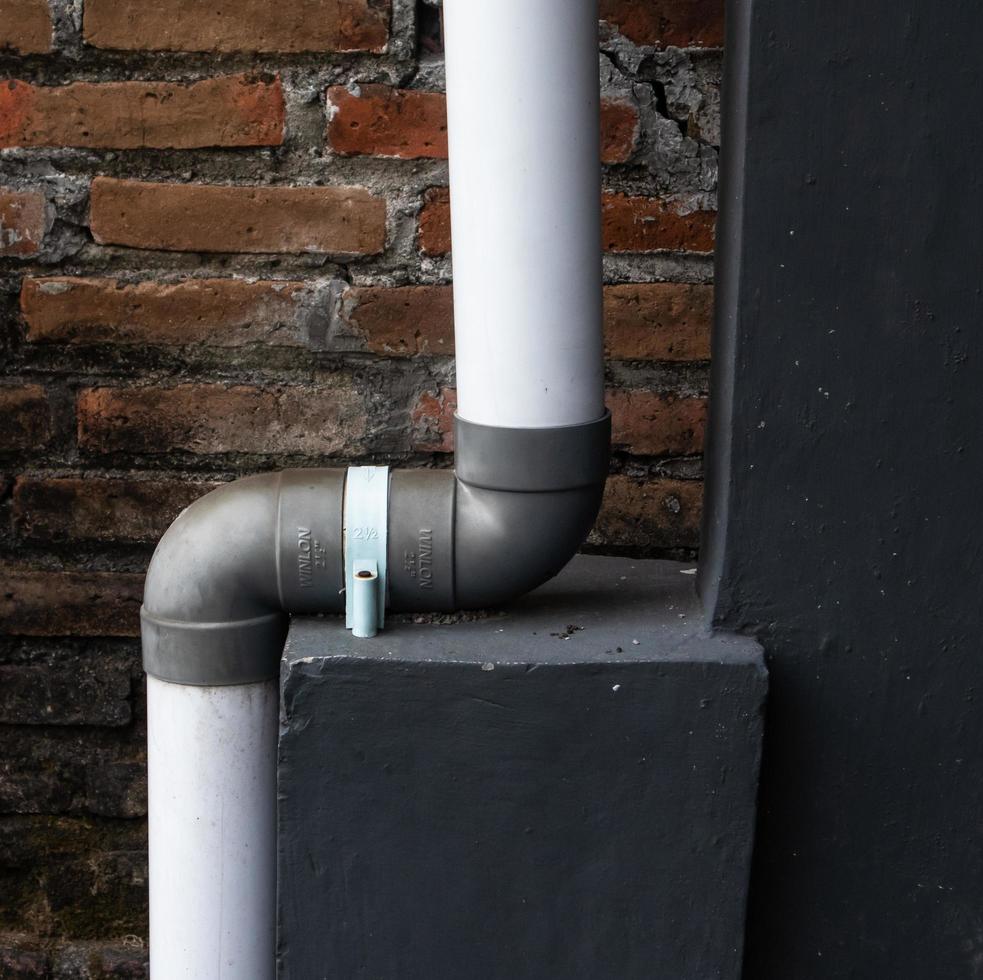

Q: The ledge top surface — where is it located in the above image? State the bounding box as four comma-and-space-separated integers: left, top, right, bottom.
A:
285, 556, 764, 670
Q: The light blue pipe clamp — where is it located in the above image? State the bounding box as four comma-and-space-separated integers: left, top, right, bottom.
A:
344, 466, 389, 635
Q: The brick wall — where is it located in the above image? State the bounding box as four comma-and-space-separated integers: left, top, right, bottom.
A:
0, 0, 722, 972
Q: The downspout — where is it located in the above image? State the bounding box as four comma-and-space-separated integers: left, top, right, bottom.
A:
143, 1, 608, 976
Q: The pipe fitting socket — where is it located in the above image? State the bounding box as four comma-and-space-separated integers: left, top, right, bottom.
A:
141, 469, 346, 686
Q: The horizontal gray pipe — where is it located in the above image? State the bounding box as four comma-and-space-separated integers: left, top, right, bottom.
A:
142, 413, 610, 686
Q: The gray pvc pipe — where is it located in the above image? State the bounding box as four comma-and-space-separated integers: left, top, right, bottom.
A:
141, 412, 610, 686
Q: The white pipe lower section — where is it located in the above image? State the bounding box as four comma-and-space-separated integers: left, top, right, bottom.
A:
148, 677, 278, 979
443, 0, 605, 429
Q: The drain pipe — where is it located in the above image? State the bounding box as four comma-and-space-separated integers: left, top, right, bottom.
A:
444, 0, 605, 428
142, 1, 607, 976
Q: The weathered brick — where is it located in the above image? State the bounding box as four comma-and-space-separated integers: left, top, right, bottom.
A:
0, 566, 143, 639
0, 733, 79, 812
336, 283, 710, 361
0, 657, 133, 725
85, 762, 147, 819
600, 0, 725, 48
13, 476, 217, 544
327, 85, 448, 159
89, 178, 386, 256
77, 383, 366, 456
84, 0, 389, 53
21, 277, 315, 347
0, 385, 51, 451
0, 74, 284, 150
50, 942, 149, 978
602, 193, 716, 252
592, 474, 703, 550
0, 729, 146, 816
327, 85, 637, 163
339, 284, 453, 355
410, 386, 457, 453
0, 187, 47, 257
421, 190, 712, 256
0, 816, 148, 938
0, 0, 52, 54
608, 390, 707, 455
418, 186, 451, 255
604, 282, 713, 360
0, 946, 48, 977
601, 99, 641, 164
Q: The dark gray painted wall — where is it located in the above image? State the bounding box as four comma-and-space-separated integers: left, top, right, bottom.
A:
700, 0, 983, 976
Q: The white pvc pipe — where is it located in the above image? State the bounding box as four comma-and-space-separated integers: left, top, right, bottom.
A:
148, 677, 278, 979
146, 15, 605, 978
443, 0, 605, 429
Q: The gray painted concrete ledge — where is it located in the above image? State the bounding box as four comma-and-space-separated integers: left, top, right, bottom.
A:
278, 555, 767, 980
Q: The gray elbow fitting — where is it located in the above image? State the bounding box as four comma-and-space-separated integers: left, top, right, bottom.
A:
142, 412, 610, 685
449, 414, 610, 608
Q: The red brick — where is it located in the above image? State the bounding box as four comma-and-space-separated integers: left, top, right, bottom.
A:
77, 383, 366, 456
327, 85, 637, 163
22, 276, 314, 347
608, 389, 707, 455
418, 186, 451, 255
601, 100, 640, 164
0, 566, 143, 637
84, 0, 390, 53
421, 190, 712, 256
335, 282, 709, 361
604, 282, 712, 360
411, 386, 457, 452
327, 85, 447, 159
1, 384, 51, 450
592, 474, 703, 550
600, 0, 725, 48
13, 476, 219, 543
89, 178, 386, 256
0, 187, 47, 257
339, 284, 453, 355
0, 74, 284, 150
602, 193, 716, 252
0, 0, 52, 53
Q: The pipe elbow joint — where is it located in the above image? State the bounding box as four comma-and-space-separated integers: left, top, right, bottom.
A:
385, 413, 610, 613
142, 414, 610, 685
142, 470, 345, 685
451, 413, 610, 608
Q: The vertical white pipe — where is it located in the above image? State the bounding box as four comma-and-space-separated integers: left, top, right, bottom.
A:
443, 0, 605, 429
148, 677, 278, 979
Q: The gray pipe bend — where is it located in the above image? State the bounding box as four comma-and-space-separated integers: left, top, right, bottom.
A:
141, 413, 610, 686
